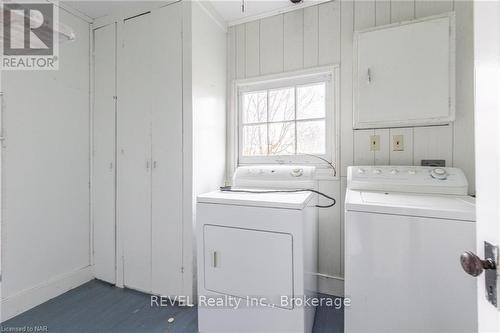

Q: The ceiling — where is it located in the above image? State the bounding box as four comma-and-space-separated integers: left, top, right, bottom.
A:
209, 0, 322, 24
64, 0, 325, 23
63, 1, 170, 20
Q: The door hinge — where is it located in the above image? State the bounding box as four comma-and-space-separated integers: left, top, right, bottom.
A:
180, 266, 184, 274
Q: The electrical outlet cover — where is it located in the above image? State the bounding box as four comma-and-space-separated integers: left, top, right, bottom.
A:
370, 135, 380, 151
393, 135, 404, 151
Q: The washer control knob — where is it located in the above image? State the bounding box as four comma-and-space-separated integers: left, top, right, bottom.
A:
357, 168, 365, 174
408, 169, 417, 175
291, 168, 303, 177
390, 169, 399, 175
431, 168, 447, 180
373, 169, 382, 175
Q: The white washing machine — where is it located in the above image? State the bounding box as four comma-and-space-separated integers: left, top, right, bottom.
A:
345, 166, 477, 333
196, 165, 318, 333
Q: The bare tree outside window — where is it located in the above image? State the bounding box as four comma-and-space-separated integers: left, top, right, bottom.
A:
241, 82, 327, 157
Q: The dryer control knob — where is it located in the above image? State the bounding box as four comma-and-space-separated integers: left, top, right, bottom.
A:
431, 168, 447, 180
357, 168, 365, 174
291, 168, 303, 177
373, 169, 382, 174
408, 169, 417, 175
390, 169, 399, 175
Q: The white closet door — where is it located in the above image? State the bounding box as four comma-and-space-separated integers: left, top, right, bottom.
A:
118, 13, 152, 293
93, 23, 117, 284
151, 3, 184, 296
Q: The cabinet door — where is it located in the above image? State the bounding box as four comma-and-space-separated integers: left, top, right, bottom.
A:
354, 14, 454, 129
203, 225, 294, 309
117, 13, 152, 293
151, 3, 184, 297
93, 23, 117, 284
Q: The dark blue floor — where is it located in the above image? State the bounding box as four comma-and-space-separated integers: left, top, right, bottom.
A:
2, 280, 343, 333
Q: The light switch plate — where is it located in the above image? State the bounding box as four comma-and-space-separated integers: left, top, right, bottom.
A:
370, 135, 380, 151
393, 135, 404, 151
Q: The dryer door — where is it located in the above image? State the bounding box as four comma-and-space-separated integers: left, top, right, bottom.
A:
203, 225, 294, 309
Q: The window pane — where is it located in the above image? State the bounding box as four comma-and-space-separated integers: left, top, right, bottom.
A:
242, 91, 267, 124
242, 124, 268, 156
268, 87, 294, 122
297, 120, 325, 155
297, 83, 326, 120
269, 122, 295, 155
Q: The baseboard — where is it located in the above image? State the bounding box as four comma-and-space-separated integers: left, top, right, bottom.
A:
1, 266, 93, 322
317, 274, 344, 297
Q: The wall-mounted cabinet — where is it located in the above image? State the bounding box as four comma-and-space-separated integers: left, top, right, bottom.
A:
353, 13, 455, 129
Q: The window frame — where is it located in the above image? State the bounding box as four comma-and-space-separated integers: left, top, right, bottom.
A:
232, 66, 339, 173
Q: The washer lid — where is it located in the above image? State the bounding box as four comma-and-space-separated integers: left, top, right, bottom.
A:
197, 190, 314, 210
345, 189, 475, 221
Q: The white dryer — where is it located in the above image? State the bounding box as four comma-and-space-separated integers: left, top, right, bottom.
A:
196, 165, 318, 333
345, 166, 477, 333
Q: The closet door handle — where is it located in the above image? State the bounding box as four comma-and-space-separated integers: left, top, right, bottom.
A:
367, 68, 372, 84
146, 160, 150, 171
153, 161, 157, 169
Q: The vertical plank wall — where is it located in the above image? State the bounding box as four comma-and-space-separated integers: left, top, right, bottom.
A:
226, 0, 474, 296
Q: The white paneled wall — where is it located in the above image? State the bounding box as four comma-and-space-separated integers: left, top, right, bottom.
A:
260, 15, 283, 75
354, 125, 454, 166
245, 21, 260, 77
303, 6, 319, 68
283, 10, 303, 71
227, 0, 474, 296
414, 125, 454, 166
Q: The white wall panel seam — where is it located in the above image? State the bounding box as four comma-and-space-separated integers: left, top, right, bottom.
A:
89, 23, 94, 268
300, 9, 306, 68
113, 22, 118, 278
316, 5, 320, 66
244, 23, 247, 78
283, 14, 285, 73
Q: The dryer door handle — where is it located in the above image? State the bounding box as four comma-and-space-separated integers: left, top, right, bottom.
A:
211, 251, 219, 268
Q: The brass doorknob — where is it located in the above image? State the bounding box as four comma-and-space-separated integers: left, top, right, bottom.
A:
460, 251, 496, 277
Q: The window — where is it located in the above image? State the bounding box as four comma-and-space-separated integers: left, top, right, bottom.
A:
236, 67, 338, 167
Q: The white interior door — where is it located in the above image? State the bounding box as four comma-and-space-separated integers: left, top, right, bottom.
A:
472, 1, 500, 330
93, 23, 116, 284
118, 13, 152, 293
150, 3, 184, 297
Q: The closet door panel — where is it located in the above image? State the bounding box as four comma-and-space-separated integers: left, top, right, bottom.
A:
151, 3, 184, 296
93, 23, 116, 284
118, 13, 152, 293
